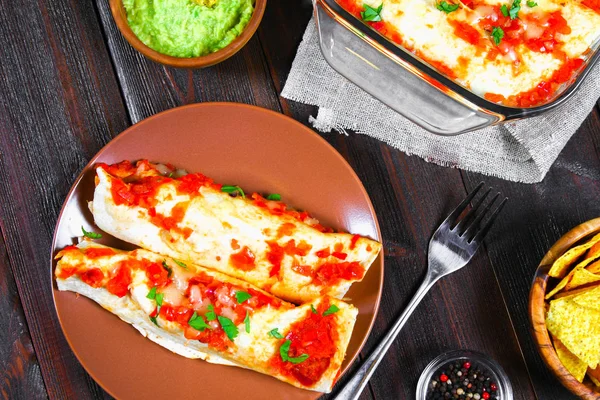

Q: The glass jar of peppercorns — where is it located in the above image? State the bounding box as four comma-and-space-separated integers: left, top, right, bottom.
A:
416, 350, 513, 400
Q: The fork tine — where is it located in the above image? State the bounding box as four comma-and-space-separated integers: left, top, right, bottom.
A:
454, 187, 491, 233
461, 192, 499, 239
469, 197, 508, 243
442, 182, 484, 227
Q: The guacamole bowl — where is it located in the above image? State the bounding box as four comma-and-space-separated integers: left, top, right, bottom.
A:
110, 0, 267, 68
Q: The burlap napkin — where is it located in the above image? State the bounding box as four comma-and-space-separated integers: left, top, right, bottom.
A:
281, 18, 600, 183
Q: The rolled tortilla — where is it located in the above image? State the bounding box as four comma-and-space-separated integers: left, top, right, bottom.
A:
90, 160, 381, 304
55, 242, 358, 393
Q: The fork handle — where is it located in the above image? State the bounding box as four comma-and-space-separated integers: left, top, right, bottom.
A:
334, 270, 440, 400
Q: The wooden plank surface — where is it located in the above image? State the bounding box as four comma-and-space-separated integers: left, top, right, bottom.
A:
0, 0, 130, 398
0, 234, 47, 399
1, 0, 599, 398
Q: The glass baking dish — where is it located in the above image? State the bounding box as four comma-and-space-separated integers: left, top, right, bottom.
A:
313, 0, 600, 135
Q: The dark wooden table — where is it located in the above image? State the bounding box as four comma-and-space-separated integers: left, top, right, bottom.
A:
1, 0, 599, 399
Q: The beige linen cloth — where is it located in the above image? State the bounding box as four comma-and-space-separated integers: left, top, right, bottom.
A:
281, 18, 600, 183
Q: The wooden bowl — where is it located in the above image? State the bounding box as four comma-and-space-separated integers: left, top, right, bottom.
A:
109, 0, 267, 68
529, 217, 600, 399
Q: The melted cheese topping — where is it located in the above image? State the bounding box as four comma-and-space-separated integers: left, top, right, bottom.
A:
91, 160, 382, 304
340, 0, 600, 106
55, 243, 358, 393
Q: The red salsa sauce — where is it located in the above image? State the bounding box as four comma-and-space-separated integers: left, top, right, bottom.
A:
229, 246, 256, 271
269, 299, 340, 387
582, 0, 600, 13
101, 160, 336, 240
266, 239, 313, 277
55, 247, 132, 297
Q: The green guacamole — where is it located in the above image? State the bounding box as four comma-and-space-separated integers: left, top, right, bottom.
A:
123, 0, 255, 58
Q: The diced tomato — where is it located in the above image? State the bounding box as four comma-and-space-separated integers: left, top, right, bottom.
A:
277, 223, 296, 238
79, 268, 104, 288
56, 266, 79, 279
231, 239, 240, 250
106, 264, 131, 297
450, 20, 481, 46
269, 299, 338, 387
229, 246, 256, 271
267, 241, 285, 277
313, 262, 365, 286
332, 252, 348, 260
292, 264, 313, 276
160, 304, 193, 326
315, 248, 330, 258
84, 247, 115, 259
176, 173, 219, 195
142, 260, 170, 287
350, 234, 360, 250
582, 0, 600, 13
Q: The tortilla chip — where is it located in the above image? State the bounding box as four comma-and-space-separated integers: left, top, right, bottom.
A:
570, 286, 600, 311
548, 233, 600, 278
587, 260, 600, 274
554, 283, 600, 300
554, 339, 587, 382
587, 242, 600, 260
565, 268, 600, 291
546, 297, 600, 368
546, 255, 600, 299
588, 365, 600, 387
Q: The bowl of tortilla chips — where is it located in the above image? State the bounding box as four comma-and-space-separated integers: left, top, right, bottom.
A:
529, 217, 600, 399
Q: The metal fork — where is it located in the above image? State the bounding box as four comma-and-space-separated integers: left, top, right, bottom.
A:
335, 183, 507, 400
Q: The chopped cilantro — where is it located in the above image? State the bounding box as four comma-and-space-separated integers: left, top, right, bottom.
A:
81, 226, 102, 239
269, 328, 284, 339
436, 1, 460, 13
146, 287, 157, 300
266, 194, 281, 201
360, 3, 383, 22
244, 311, 250, 334
221, 185, 245, 198
218, 316, 239, 341
189, 312, 210, 331
162, 260, 173, 278
235, 291, 252, 304
500, 4, 509, 16
323, 305, 340, 316
491, 27, 504, 45
147, 289, 163, 326
526, 0, 537, 6
173, 259, 187, 269
206, 304, 217, 321
280, 340, 309, 364
155, 293, 164, 307
311, 304, 318, 314
508, 0, 521, 19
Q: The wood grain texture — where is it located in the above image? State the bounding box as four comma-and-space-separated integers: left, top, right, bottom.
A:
0, 232, 47, 400
0, 0, 129, 398
0, 0, 597, 397
461, 110, 600, 399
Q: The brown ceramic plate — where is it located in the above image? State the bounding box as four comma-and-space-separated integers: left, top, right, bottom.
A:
109, 0, 266, 68
529, 217, 600, 399
51, 103, 383, 399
